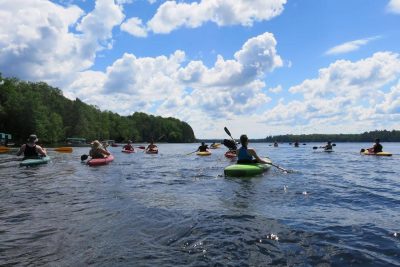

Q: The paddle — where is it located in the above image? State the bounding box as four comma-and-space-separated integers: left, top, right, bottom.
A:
186, 150, 198, 155
1, 146, 73, 153
81, 154, 89, 161
313, 144, 337, 149
224, 127, 236, 143
54, 147, 73, 152
224, 126, 292, 173
266, 161, 292, 173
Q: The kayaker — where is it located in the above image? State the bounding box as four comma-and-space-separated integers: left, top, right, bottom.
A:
368, 138, 383, 153
123, 140, 134, 151
89, 140, 110, 159
197, 142, 209, 152
294, 141, 299, 147
146, 140, 158, 152
322, 141, 333, 150
16, 134, 47, 159
273, 141, 278, 147
237, 134, 269, 164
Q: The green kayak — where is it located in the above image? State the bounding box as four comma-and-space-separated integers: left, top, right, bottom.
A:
224, 158, 272, 177
20, 156, 51, 167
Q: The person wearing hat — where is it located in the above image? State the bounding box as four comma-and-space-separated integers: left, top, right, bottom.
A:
16, 134, 47, 159
123, 140, 134, 151
89, 140, 110, 159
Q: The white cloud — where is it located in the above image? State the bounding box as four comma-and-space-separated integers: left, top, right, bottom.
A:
136, 0, 287, 35
0, 0, 124, 84
260, 52, 400, 133
121, 17, 148, 37
63, 31, 281, 123
269, 85, 282, 93
387, 0, 400, 14
325, 36, 380, 55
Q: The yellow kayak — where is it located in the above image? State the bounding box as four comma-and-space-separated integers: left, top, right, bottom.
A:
196, 151, 211, 156
363, 151, 392, 156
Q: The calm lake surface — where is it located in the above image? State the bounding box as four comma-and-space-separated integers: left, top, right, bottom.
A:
1, 143, 399, 266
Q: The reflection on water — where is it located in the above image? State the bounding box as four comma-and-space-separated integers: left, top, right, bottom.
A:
1, 143, 399, 266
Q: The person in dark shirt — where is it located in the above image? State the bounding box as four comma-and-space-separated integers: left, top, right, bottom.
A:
197, 142, 209, 152
368, 138, 383, 153
123, 140, 134, 151
16, 134, 47, 159
323, 141, 333, 150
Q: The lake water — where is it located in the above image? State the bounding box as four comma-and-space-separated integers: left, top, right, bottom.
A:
1, 143, 399, 266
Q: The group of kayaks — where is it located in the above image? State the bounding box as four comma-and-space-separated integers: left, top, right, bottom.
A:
15, 143, 394, 179
87, 147, 159, 166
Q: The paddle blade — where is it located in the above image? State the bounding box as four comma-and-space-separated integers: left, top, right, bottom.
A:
0, 146, 10, 153
137, 146, 146, 149
360, 148, 365, 153
312, 146, 318, 149
54, 147, 73, 153
224, 127, 232, 137
333, 144, 336, 146
81, 154, 89, 161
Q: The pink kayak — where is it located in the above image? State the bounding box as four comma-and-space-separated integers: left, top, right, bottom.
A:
87, 155, 114, 166
225, 151, 237, 158
121, 149, 135, 153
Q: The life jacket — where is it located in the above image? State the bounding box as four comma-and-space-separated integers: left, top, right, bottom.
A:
237, 146, 253, 162
89, 148, 105, 159
374, 143, 383, 153
24, 144, 38, 158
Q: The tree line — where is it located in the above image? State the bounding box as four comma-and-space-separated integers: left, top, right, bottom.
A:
263, 130, 400, 143
0, 74, 195, 144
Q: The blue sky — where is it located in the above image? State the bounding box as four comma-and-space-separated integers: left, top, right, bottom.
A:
1, 0, 400, 138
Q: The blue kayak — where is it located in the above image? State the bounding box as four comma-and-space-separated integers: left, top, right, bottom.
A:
20, 156, 51, 167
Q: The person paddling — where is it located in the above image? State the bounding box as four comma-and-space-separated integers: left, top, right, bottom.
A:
294, 141, 299, 147
146, 140, 158, 152
322, 141, 333, 150
237, 134, 269, 164
123, 140, 134, 151
16, 134, 47, 159
368, 138, 383, 153
197, 142, 209, 152
89, 140, 110, 159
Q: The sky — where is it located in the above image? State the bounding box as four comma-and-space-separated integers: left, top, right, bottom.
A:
1, 0, 400, 139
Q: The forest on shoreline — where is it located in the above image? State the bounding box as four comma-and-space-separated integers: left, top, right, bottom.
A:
200, 130, 400, 144
262, 130, 400, 143
0, 74, 195, 144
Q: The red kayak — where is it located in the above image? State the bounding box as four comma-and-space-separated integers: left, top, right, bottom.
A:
225, 151, 237, 158
87, 155, 114, 166
121, 149, 135, 153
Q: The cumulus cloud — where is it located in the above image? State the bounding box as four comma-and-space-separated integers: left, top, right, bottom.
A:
64, 31, 281, 121
261, 52, 400, 132
325, 36, 380, 55
269, 85, 282, 93
120, 17, 148, 37
0, 0, 124, 84
122, 0, 287, 36
387, 0, 400, 14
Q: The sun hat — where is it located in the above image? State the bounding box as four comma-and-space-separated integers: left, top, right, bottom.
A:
91, 140, 101, 148
28, 134, 38, 143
